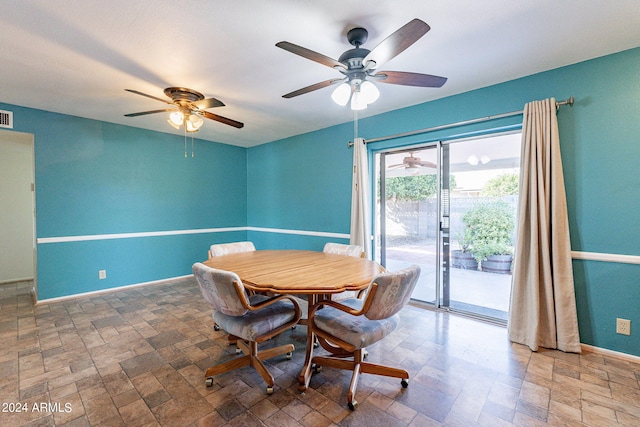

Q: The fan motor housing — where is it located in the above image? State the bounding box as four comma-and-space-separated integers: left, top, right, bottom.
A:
164, 87, 204, 103
338, 48, 371, 70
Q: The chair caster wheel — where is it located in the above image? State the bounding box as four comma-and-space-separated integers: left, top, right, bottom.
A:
348, 400, 358, 410
312, 364, 322, 374
266, 386, 274, 395
401, 378, 409, 388
213, 324, 220, 331
235, 347, 241, 354
205, 377, 214, 387
313, 341, 319, 348
362, 348, 368, 358
286, 352, 292, 360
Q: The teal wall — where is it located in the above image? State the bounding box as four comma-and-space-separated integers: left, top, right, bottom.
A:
247, 124, 353, 251
247, 47, 640, 357
2, 46, 638, 357
1, 103, 248, 300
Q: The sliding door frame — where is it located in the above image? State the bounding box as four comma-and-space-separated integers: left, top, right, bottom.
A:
373, 129, 521, 324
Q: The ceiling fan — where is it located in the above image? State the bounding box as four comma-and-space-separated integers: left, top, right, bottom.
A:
276, 18, 447, 110
388, 152, 436, 174
124, 87, 244, 131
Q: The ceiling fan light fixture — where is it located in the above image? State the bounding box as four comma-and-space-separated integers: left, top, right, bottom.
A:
360, 81, 380, 105
169, 111, 184, 127
125, 87, 244, 134
277, 19, 446, 109
331, 82, 351, 106
406, 165, 420, 175
187, 114, 204, 131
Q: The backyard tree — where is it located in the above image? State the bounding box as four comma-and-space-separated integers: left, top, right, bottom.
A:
385, 175, 456, 200
481, 172, 519, 196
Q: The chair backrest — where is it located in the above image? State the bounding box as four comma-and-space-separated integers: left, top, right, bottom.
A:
192, 263, 248, 316
323, 242, 364, 258
365, 265, 421, 321
209, 241, 256, 257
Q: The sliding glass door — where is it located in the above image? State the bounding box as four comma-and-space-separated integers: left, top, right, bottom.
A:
376, 146, 439, 304
375, 132, 521, 323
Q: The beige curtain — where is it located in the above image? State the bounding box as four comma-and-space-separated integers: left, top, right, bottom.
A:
350, 137, 371, 259
508, 98, 581, 353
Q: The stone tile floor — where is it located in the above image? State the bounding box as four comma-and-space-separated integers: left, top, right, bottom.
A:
1, 278, 639, 426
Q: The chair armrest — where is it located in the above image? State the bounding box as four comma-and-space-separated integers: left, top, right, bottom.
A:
309, 283, 378, 319
233, 281, 301, 322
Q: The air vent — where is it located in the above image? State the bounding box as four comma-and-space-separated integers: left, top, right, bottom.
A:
0, 110, 13, 129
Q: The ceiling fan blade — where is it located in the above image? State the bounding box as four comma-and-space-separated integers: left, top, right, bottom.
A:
124, 89, 172, 104
282, 78, 345, 99
276, 41, 346, 70
374, 71, 447, 87
363, 19, 430, 69
192, 97, 225, 109
387, 164, 405, 170
417, 160, 437, 168
124, 109, 174, 117
202, 111, 244, 128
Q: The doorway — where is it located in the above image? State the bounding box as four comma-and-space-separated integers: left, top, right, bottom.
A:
0, 129, 36, 300
374, 132, 521, 322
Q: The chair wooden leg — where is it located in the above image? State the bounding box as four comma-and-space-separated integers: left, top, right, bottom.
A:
311, 349, 409, 410
258, 343, 294, 361
247, 341, 275, 389
311, 356, 355, 371
359, 362, 408, 379
205, 340, 294, 394
347, 359, 361, 409
236, 340, 250, 355
205, 354, 250, 377
250, 356, 275, 392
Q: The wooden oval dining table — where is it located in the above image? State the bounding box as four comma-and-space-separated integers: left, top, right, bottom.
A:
203, 249, 385, 391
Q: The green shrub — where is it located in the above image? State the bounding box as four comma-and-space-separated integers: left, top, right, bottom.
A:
462, 200, 515, 263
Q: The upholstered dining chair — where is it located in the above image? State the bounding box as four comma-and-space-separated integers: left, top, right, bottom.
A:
208, 240, 256, 259
323, 242, 365, 301
208, 241, 256, 335
322, 242, 365, 258
308, 265, 421, 410
192, 262, 301, 394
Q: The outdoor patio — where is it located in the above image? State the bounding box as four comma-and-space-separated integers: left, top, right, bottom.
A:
382, 241, 512, 322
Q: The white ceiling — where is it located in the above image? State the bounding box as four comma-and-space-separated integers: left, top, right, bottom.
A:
2, 1, 639, 148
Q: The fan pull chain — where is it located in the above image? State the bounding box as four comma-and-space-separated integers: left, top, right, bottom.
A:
182, 127, 196, 158
184, 126, 188, 158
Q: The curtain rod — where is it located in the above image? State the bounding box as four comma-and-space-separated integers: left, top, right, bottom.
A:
348, 96, 574, 147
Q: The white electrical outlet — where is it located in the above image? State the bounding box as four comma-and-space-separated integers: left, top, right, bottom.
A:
98, 270, 107, 280
616, 318, 631, 336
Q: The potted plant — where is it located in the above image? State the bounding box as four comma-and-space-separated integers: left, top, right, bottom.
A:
470, 240, 513, 274
461, 200, 515, 274
451, 230, 478, 270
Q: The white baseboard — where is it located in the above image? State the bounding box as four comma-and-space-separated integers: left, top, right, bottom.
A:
36, 275, 192, 305
0, 277, 34, 285
581, 343, 640, 364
